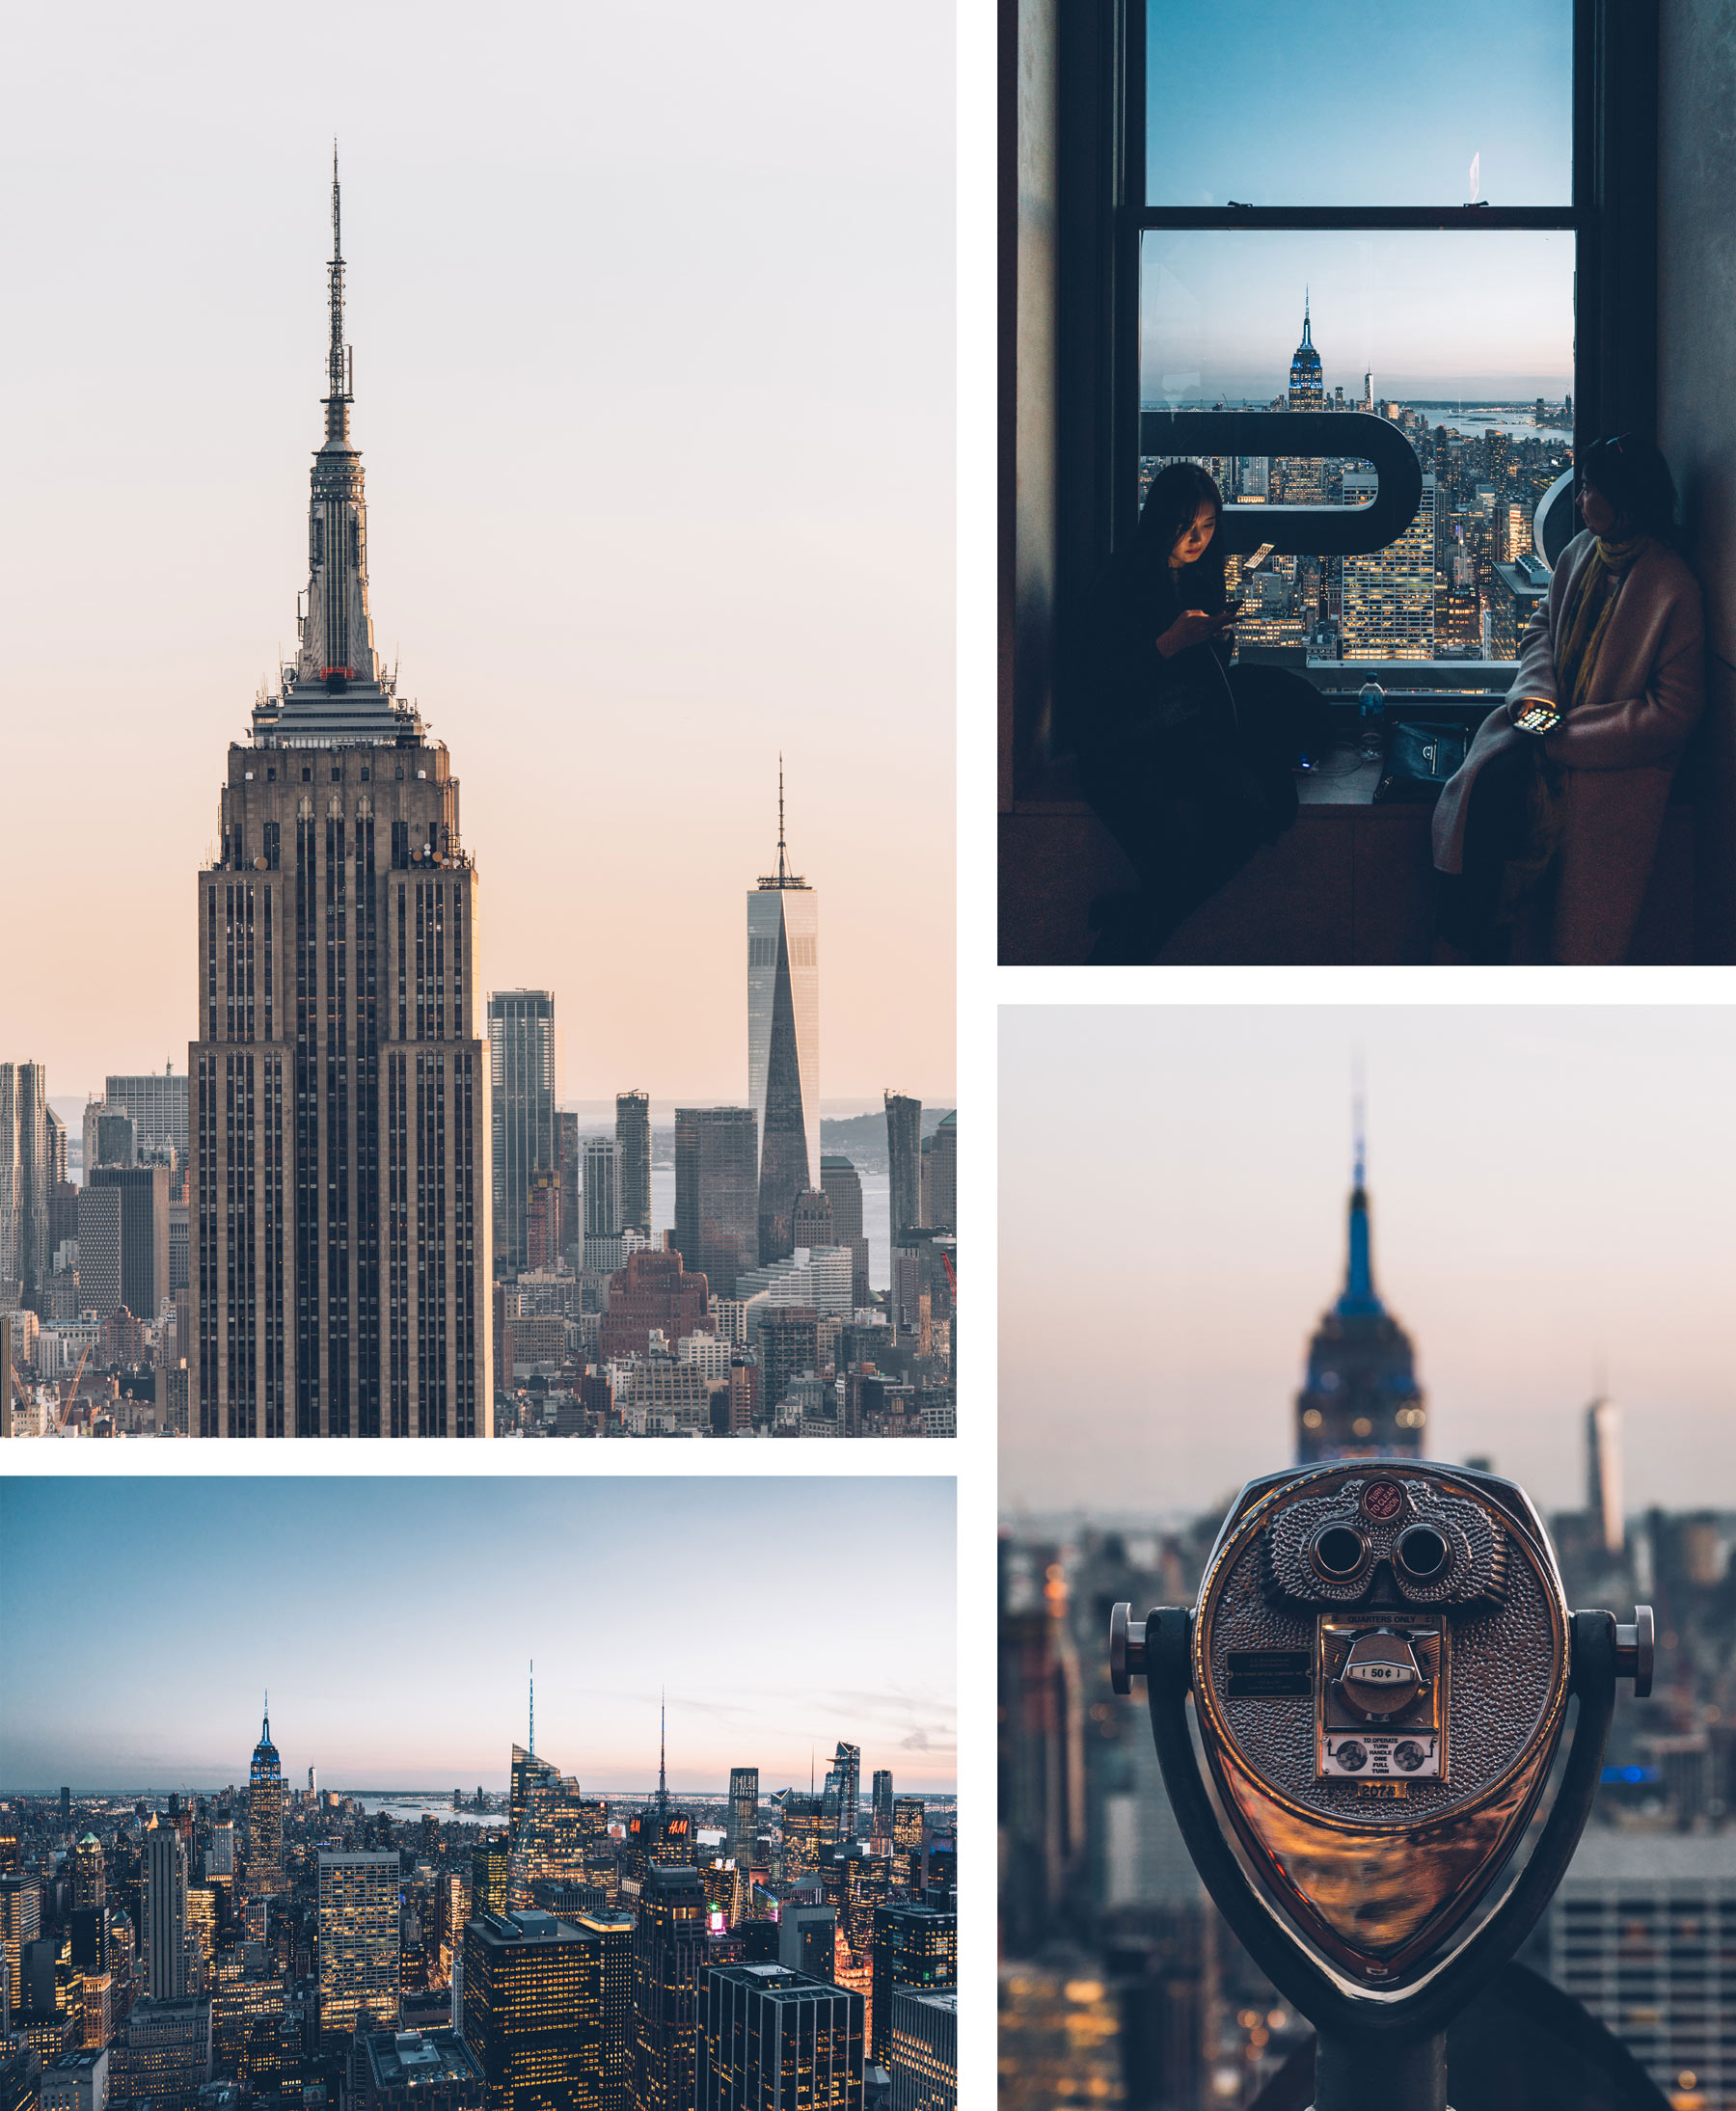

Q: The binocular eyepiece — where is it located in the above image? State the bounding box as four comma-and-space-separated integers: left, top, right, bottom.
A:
1109, 1458, 1653, 2069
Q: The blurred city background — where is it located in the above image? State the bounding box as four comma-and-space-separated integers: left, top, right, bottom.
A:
999, 1007, 1736, 2110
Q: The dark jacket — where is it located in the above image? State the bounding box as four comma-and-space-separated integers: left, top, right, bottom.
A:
1075, 546, 1237, 759
1072, 548, 1282, 873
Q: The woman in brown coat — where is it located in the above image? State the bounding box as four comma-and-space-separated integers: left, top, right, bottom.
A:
1432, 436, 1704, 963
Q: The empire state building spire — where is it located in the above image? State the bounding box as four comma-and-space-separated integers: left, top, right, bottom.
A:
1294, 1092, 1425, 1464
251, 153, 420, 743
325, 145, 350, 447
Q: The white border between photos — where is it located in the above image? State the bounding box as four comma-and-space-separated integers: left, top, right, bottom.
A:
956, 0, 998, 2104
0, 1444, 953, 1482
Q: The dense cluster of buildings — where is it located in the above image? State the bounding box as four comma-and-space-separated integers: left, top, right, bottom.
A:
0, 169, 957, 1444
1143, 297, 1570, 666
0, 1703, 958, 2111
997, 1145, 1736, 2107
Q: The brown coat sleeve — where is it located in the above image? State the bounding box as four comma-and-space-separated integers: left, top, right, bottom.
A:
1546, 579, 1706, 771
1509, 590, 1560, 707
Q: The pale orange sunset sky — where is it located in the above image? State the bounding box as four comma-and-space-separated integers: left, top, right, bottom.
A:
1001, 1007, 1736, 1521
0, 3, 955, 1106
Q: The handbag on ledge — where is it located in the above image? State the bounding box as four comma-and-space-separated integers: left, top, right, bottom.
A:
1374, 720, 1475, 804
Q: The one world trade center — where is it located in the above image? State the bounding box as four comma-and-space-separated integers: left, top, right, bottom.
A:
746, 769, 821, 1262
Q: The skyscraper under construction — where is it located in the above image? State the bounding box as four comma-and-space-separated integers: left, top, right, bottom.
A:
188, 158, 491, 1437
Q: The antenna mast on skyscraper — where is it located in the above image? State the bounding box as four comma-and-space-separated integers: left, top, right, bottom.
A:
529, 1661, 534, 1756
1352, 1060, 1367, 1192
327, 144, 349, 421
758, 757, 807, 889
658, 1689, 668, 1826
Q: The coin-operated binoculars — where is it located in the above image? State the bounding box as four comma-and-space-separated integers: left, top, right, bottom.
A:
1111, 1462, 1653, 2111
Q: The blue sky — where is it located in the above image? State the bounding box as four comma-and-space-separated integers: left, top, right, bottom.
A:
0, 1478, 956, 1795
1148, 1, 1572, 209
1143, 1, 1575, 398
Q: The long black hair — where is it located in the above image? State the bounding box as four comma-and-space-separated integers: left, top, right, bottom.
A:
1580, 434, 1679, 544
1135, 460, 1226, 609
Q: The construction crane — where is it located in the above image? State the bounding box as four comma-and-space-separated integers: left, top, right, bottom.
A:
58, 1339, 94, 1433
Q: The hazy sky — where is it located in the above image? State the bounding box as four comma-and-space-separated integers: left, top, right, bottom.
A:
1142, 230, 1576, 404
1, 3, 954, 1105
0, 1478, 956, 1794
1001, 1007, 1736, 1522
1141, 0, 1574, 399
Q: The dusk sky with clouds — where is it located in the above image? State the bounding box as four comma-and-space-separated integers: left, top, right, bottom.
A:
0, 1478, 956, 1796
0, 2, 954, 1107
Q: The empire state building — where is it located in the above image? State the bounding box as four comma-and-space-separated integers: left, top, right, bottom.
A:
189, 161, 492, 1438
1295, 1124, 1425, 1464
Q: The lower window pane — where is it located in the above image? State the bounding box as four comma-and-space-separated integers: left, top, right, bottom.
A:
1138, 230, 1576, 667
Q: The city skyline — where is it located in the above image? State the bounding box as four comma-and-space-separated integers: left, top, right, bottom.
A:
1142, 230, 1577, 404
1001, 1006, 1736, 1519
1, 4, 955, 1106
0, 1478, 957, 1792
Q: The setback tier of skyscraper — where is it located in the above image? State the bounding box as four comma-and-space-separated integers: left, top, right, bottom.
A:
188, 161, 490, 1437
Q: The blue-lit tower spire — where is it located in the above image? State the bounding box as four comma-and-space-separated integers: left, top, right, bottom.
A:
1295, 1089, 1425, 1463
1288, 290, 1324, 412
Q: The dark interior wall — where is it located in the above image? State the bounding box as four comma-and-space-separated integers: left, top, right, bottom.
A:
1656, 0, 1736, 958
1003, 0, 1059, 805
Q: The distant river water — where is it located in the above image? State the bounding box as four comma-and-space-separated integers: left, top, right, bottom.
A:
354, 1797, 492, 1826
650, 1167, 892, 1289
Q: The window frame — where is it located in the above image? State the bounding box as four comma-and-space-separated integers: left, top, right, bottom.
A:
1072, 0, 1655, 604
1013, 0, 1656, 796
1114, 0, 1600, 553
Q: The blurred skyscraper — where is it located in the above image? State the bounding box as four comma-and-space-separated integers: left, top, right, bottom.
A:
1587, 1398, 1625, 1556
489, 991, 558, 1277
747, 771, 820, 1265
1294, 1122, 1425, 1462
820, 1156, 871, 1307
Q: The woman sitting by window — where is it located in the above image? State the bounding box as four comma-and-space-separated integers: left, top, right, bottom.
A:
1072, 463, 1322, 963
1433, 436, 1704, 963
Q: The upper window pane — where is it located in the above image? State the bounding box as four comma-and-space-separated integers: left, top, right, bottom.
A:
1146, 0, 1573, 207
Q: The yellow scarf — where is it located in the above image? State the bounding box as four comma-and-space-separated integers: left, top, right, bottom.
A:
1553, 535, 1646, 716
